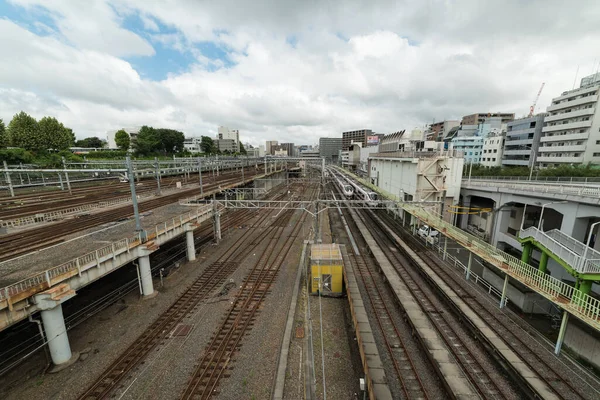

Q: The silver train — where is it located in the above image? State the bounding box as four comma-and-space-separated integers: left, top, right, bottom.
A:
336, 170, 378, 206
331, 170, 354, 198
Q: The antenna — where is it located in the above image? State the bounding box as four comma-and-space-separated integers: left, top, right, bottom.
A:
573, 65, 580, 89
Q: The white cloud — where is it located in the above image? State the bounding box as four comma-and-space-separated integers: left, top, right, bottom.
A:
2, 0, 600, 147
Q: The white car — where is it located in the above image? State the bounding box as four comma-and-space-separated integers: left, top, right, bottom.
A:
417, 225, 439, 244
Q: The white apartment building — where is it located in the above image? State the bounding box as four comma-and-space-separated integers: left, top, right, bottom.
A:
217, 126, 240, 152
106, 126, 141, 150
183, 137, 203, 153
537, 72, 600, 167
480, 133, 505, 167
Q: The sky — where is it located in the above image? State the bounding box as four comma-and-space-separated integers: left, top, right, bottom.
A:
1, 0, 600, 147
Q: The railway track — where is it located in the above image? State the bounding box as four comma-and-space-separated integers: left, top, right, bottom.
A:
77, 184, 309, 400
376, 210, 597, 400
357, 209, 518, 399
0, 172, 264, 262
180, 185, 316, 399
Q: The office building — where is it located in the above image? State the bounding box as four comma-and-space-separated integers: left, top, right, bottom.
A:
537, 72, 600, 167
183, 137, 203, 153
502, 114, 545, 167
217, 126, 240, 152
461, 112, 514, 126
280, 143, 295, 157
266, 140, 278, 155
216, 139, 237, 153
342, 129, 373, 150
480, 132, 505, 167
319, 138, 342, 162
427, 120, 460, 141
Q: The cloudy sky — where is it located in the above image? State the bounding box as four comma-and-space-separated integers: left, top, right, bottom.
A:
1, 0, 599, 147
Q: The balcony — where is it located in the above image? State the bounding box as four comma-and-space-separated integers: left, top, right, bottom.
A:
547, 95, 598, 112
504, 138, 532, 146
553, 86, 599, 102
536, 155, 584, 163
545, 107, 596, 122
540, 132, 589, 143
542, 120, 592, 133
501, 159, 529, 166
503, 149, 531, 156
506, 127, 535, 136
538, 144, 586, 153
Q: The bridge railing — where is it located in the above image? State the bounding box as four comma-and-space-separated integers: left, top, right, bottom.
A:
462, 179, 600, 198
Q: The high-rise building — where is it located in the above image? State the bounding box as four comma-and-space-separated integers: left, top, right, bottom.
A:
217, 126, 240, 152
502, 114, 546, 168
427, 120, 460, 141
265, 140, 278, 155
342, 129, 373, 150
461, 113, 514, 126
536, 73, 600, 167
319, 138, 342, 162
279, 143, 295, 157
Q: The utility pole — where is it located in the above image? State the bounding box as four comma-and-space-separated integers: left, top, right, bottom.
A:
198, 157, 203, 195
3, 161, 14, 197
126, 156, 145, 241
154, 157, 161, 195
61, 156, 72, 195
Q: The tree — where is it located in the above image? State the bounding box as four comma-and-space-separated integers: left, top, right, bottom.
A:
155, 128, 185, 154
239, 142, 247, 155
37, 117, 73, 150
134, 125, 160, 155
0, 119, 5, 148
75, 136, 105, 148
200, 136, 216, 154
114, 129, 130, 151
7, 111, 38, 150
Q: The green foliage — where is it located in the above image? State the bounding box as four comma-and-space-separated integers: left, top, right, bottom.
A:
36, 151, 83, 168
7, 111, 38, 149
155, 128, 185, 154
85, 150, 128, 159
0, 148, 34, 164
38, 116, 73, 150
75, 136, 105, 148
0, 119, 5, 148
239, 142, 247, 155
133, 125, 160, 155
114, 129, 130, 151
200, 136, 217, 154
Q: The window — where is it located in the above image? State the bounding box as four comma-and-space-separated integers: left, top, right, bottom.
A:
594, 153, 600, 157
597, 140, 600, 145
510, 209, 517, 219
493, 149, 497, 153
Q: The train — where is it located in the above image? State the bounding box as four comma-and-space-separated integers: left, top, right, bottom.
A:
336, 170, 379, 206
331, 169, 354, 198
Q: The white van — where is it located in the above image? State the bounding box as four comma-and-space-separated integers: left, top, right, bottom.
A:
417, 225, 439, 244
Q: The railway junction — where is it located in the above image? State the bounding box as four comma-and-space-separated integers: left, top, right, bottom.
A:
0, 157, 599, 399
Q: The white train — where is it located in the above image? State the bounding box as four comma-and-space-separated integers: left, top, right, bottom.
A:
338, 171, 378, 207
331, 170, 354, 198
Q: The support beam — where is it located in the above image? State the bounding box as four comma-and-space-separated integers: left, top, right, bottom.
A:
579, 280, 593, 296
500, 274, 509, 308
521, 242, 532, 264
33, 284, 77, 369
185, 223, 196, 261
137, 244, 158, 298
539, 251, 549, 273
466, 252, 473, 280
213, 212, 222, 243
554, 311, 569, 355
3, 161, 15, 197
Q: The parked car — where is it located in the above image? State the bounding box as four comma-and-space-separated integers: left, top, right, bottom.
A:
417, 224, 439, 244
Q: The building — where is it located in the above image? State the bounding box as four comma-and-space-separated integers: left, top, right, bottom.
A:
319, 138, 342, 162
461, 112, 514, 126
368, 150, 464, 222
427, 120, 460, 141
451, 135, 483, 164
265, 140, 278, 155
183, 137, 203, 153
280, 143, 295, 157
480, 132, 505, 167
106, 127, 141, 150
216, 139, 237, 153
502, 114, 546, 168
300, 150, 320, 158
342, 129, 374, 150
246, 147, 260, 157
217, 126, 240, 152
536, 73, 600, 167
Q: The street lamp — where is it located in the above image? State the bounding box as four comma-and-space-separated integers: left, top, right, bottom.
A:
581, 221, 600, 271
537, 201, 568, 231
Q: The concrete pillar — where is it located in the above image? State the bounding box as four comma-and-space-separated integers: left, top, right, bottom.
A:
539, 251, 549, 273
521, 242, 532, 264
185, 223, 196, 261
213, 212, 222, 243
137, 245, 158, 298
466, 252, 472, 280
500, 274, 509, 308
33, 284, 77, 369
554, 310, 569, 355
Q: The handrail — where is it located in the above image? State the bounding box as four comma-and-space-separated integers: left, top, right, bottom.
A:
0, 204, 213, 302
462, 180, 600, 198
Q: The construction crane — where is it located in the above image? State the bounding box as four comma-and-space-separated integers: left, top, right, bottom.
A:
529, 82, 545, 117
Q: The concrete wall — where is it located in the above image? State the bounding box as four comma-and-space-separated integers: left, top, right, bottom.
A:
564, 321, 600, 370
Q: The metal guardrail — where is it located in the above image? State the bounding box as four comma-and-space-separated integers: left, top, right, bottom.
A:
465, 176, 600, 184
0, 205, 213, 303
341, 168, 600, 330
520, 227, 600, 274
462, 180, 600, 198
